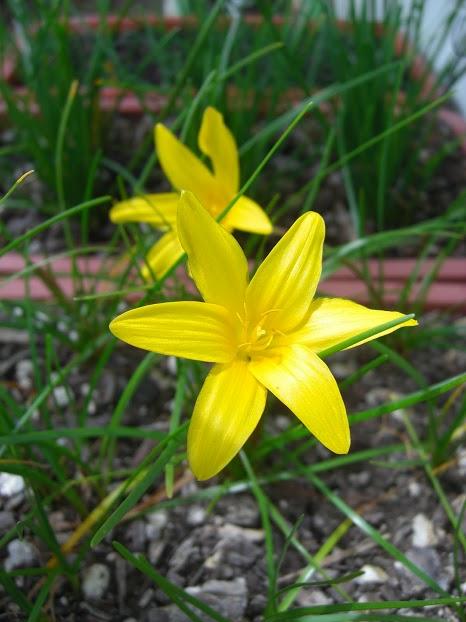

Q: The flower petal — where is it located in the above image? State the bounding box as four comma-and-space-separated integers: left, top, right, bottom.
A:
224, 195, 273, 234
250, 344, 350, 454
110, 301, 236, 363
110, 193, 179, 227
188, 360, 267, 479
155, 123, 216, 205
177, 191, 248, 316
198, 106, 239, 195
246, 212, 325, 333
294, 298, 418, 353
140, 231, 184, 281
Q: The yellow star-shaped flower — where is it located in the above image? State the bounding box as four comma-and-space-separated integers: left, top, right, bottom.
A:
110, 106, 272, 279
110, 192, 417, 480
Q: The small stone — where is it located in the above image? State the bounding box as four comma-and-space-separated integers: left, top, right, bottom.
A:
82, 563, 111, 600
186, 578, 247, 621
217, 523, 264, 542
148, 541, 165, 565
16, 360, 33, 390
0, 511, 15, 531
138, 588, 154, 608
219, 495, 259, 527
355, 564, 389, 584
186, 506, 206, 526
349, 471, 371, 487
52, 386, 70, 408
0, 473, 25, 497
395, 547, 449, 591
458, 447, 466, 477
408, 481, 421, 497
126, 519, 146, 551
296, 588, 332, 605
146, 510, 168, 539
4, 539, 36, 571
412, 514, 437, 547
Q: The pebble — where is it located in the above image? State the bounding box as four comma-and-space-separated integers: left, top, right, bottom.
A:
219, 495, 259, 527
148, 541, 165, 565
186, 506, 206, 526
458, 447, 466, 477
297, 588, 332, 605
0, 473, 25, 497
355, 564, 389, 584
412, 513, 437, 547
408, 481, 421, 497
52, 385, 71, 408
146, 510, 168, 539
217, 523, 264, 542
16, 359, 34, 390
185, 578, 248, 621
82, 563, 111, 600
0, 510, 15, 531
395, 547, 449, 592
4, 539, 36, 571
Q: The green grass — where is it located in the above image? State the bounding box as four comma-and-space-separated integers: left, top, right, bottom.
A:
1, 0, 466, 620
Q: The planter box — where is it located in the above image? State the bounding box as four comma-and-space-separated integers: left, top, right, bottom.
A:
1, 253, 465, 310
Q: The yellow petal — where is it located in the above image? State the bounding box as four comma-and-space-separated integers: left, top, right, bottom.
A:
224, 195, 273, 235
140, 231, 184, 281
188, 360, 267, 479
110, 193, 179, 227
177, 191, 248, 316
246, 212, 325, 333
198, 106, 239, 195
250, 344, 350, 454
109, 301, 236, 363
155, 123, 216, 205
294, 298, 418, 353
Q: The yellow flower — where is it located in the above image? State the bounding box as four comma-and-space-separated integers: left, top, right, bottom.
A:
110, 192, 417, 480
109, 106, 272, 279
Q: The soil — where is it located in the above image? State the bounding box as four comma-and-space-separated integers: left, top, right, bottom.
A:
0, 309, 465, 621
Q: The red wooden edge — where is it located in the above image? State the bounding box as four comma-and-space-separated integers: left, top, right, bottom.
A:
1, 254, 465, 309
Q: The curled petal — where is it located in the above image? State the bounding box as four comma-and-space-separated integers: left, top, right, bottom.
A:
140, 231, 184, 281
188, 360, 267, 479
198, 106, 239, 195
224, 195, 273, 235
110, 301, 236, 363
250, 344, 350, 454
177, 191, 248, 316
110, 193, 179, 227
155, 123, 216, 205
246, 211, 325, 333
294, 298, 418, 353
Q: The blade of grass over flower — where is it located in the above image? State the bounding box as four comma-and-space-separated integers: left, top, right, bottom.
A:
0, 197, 111, 258
113, 541, 232, 622
317, 314, 415, 358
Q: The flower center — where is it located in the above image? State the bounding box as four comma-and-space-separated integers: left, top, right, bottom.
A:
237, 310, 283, 361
